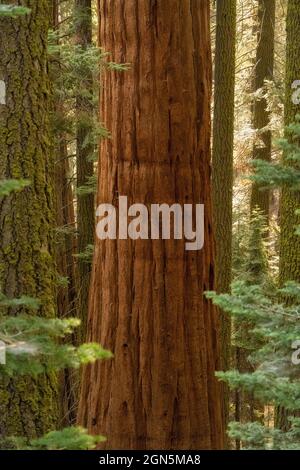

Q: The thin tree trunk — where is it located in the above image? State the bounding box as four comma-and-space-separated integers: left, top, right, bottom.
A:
54, 141, 77, 426
0, 0, 59, 439
236, 1, 276, 439
75, 0, 95, 342
212, 0, 236, 439
51, 0, 78, 427
250, 0, 276, 218
279, 0, 300, 285
78, 0, 224, 450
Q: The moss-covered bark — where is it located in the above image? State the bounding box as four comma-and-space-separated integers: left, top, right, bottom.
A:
276, 0, 300, 432
237, 1, 276, 439
212, 0, 236, 442
0, 0, 59, 439
279, 0, 300, 286
250, 0, 275, 219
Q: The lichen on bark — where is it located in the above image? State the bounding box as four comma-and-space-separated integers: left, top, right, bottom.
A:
0, 0, 59, 439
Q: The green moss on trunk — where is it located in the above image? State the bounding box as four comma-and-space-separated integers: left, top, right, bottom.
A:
276, 0, 300, 431
279, 0, 300, 286
0, 0, 59, 439
212, 0, 236, 438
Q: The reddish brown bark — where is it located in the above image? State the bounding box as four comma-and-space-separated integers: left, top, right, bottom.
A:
78, 0, 224, 450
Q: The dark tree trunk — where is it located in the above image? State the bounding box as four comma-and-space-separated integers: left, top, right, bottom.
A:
75, 0, 95, 341
276, 0, 300, 432
212, 0, 236, 439
250, 0, 276, 219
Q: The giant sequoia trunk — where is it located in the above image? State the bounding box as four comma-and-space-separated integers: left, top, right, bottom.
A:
78, 0, 224, 450
250, 0, 275, 218
0, 0, 58, 438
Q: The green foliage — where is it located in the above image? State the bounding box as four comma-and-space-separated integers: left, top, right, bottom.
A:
0, 5, 30, 17
15, 427, 105, 450
56, 275, 69, 288
74, 244, 94, 264
207, 280, 300, 448
232, 208, 274, 288
30, 427, 106, 450
243, 210, 269, 284
251, 116, 300, 191
207, 119, 300, 448
0, 286, 112, 375
228, 418, 300, 450
0, 181, 111, 449
48, 38, 127, 136
76, 174, 97, 196
0, 179, 30, 196
0, 292, 40, 309
251, 159, 300, 189
0, 308, 112, 376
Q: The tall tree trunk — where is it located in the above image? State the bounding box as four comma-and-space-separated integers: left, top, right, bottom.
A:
279, 0, 300, 286
250, 0, 276, 218
54, 137, 77, 426
212, 0, 236, 438
276, 0, 300, 431
0, 0, 59, 439
236, 1, 276, 439
51, 1, 78, 426
78, 0, 224, 450
75, 0, 95, 341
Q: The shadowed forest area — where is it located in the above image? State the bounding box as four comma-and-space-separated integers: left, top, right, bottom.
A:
0, 0, 300, 456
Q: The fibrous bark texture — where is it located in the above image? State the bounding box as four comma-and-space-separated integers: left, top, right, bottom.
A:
78, 0, 224, 450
